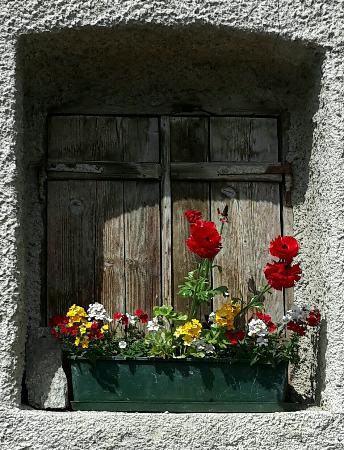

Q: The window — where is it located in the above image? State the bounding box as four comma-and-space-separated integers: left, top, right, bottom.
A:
46, 115, 291, 321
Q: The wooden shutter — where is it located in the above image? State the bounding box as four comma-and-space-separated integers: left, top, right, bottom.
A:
46, 115, 291, 321
47, 116, 161, 318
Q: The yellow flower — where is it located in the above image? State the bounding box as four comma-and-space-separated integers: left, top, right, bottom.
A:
215, 302, 241, 330
81, 338, 89, 349
66, 304, 88, 325
101, 324, 109, 333
174, 319, 202, 346
74, 336, 89, 348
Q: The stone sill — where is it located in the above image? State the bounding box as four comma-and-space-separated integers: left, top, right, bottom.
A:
0, 407, 343, 449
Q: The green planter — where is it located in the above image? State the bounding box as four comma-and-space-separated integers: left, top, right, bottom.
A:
68, 357, 294, 412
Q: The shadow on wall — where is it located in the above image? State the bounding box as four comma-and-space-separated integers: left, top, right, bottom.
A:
14, 24, 326, 404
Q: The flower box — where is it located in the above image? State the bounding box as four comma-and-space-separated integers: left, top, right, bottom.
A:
50, 210, 320, 413
69, 357, 291, 413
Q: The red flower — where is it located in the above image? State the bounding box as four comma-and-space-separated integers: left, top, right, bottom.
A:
185, 210, 202, 224
134, 309, 149, 324
256, 312, 277, 333
186, 220, 222, 259
307, 309, 321, 327
269, 236, 299, 262
88, 321, 105, 340
113, 312, 129, 326
121, 314, 129, 326
113, 312, 123, 321
287, 321, 306, 336
48, 315, 68, 328
217, 206, 229, 224
66, 324, 78, 336
225, 330, 245, 345
264, 262, 302, 290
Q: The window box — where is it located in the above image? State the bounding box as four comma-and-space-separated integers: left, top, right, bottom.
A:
69, 357, 291, 412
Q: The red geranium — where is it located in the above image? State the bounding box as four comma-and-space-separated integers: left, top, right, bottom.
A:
186, 220, 222, 259
48, 315, 68, 328
89, 321, 105, 340
185, 210, 202, 224
269, 236, 299, 262
49, 315, 71, 338
225, 330, 245, 345
264, 262, 302, 290
307, 309, 321, 327
134, 309, 149, 324
113, 312, 129, 326
256, 312, 277, 333
113, 312, 122, 321
287, 321, 306, 336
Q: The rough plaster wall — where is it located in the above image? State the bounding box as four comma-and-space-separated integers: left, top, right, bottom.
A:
0, 0, 343, 447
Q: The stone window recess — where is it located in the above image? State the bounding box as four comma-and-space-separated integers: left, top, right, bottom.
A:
18, 28, 325, 411
25, 114, 293, 409
45, 115, 292, 321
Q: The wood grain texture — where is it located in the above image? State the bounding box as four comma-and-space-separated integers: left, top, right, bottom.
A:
172, 181, 210, 315
95, 181, 125, 315
170, 117, 208, 162
282, 182, 295, 311
170, 117, 210, 317
124, 181, 161, 316
160, 117, 172, 305
47, 181, 95, 317
171, 162, 285, 182
48, 116, 159, 162
210, 117, 278, 162
47, 162, 161, 180
211, 182, 283, 321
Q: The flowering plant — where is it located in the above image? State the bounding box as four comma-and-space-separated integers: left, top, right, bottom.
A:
50, 208, 321, 365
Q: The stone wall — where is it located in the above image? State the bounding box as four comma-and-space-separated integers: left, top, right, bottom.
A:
0, 1, 343, 448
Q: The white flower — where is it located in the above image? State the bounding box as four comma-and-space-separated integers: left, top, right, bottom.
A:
208, 312, 216, 323
118, 341, 127, 349
126, 313, 137, 325
283, 305, 309, 323
191, 338, 215, 354
256, 336, 268, 347
248, 319, 268, 338
87, 302, 112, 322
147, 317, 161, 332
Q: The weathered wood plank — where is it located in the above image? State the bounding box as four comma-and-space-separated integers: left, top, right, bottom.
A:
172, 181, 210, 316
48, 116, 123, 161
170, 117, 210, 317
121, 117, 160, 162
47, 181, 95, 318
170, 117, 208, 162
48, 116, 159, 162
95, 181, 125, 316
171, 162, 288, 181
160, 117, 172, 305
124, 181, 161, 316
210, 117, 278, 162
47, 162, 161, 180
211, 182, 283, 321
282, 179, 295, 311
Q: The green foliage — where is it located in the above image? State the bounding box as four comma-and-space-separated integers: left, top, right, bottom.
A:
153, 306, 187, 323
178, 262, 228, 317
144, 331, 176, 359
